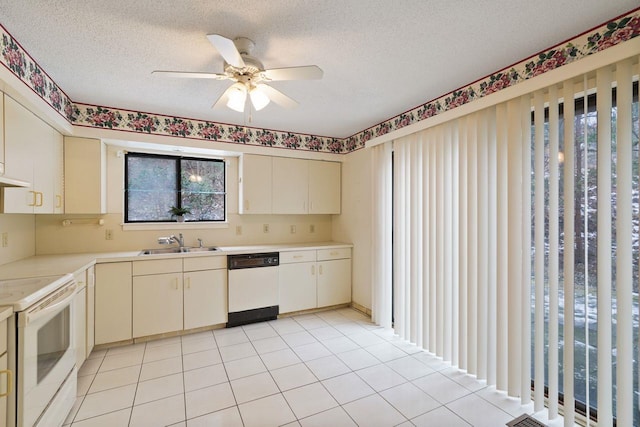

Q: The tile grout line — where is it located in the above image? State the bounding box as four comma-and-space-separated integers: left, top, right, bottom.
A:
76, 309, 509, 426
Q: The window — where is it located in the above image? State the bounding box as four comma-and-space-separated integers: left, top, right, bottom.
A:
531, 82, 640, 424
125, 153, 225, 223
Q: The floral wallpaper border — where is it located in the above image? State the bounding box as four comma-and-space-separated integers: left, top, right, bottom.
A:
1, 9, 639, 154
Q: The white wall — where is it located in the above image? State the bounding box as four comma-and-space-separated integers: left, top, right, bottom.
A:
0, 214, 35, 265
332, 147, 372, 311
35, 145, 334, 254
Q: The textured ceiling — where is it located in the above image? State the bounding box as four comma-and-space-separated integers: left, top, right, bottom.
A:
0, 1, 637, 138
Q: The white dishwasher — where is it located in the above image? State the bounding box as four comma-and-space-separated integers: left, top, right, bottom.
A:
227, 252, 279, 327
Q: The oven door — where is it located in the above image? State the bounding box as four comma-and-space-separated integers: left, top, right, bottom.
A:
17, 280, 76, 427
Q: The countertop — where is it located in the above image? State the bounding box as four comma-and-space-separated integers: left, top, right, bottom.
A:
0, 306, 12, 322
0, 241, 352, 280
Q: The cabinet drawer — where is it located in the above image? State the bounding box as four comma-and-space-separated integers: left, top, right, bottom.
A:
133, 258, 182, 276
317, 247, 351, 261
183, 255, 226, 272
280, 250, 316, 264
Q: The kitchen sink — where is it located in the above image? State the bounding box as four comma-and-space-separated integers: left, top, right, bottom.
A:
185, 246, 220, 253
138, 246, 219, 255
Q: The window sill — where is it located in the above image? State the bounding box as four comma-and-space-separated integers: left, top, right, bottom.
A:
121, 222, 229, 231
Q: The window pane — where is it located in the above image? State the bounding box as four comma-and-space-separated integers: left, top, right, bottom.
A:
127, 156, 177, 221
180, 159, 225, 221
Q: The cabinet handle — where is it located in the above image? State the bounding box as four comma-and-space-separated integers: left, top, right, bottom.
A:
311, 265, 315, 275
36, 192, 43, 207
330, 251, 338, 256
185, 277, 191, 290
293, 255, 303, 259
319, 265, 323, 275
0, 369, 12, 397
173, 278, 179, 290
56, 194, 62, 209
28, 191, 37, 207
245, 200, 250, 211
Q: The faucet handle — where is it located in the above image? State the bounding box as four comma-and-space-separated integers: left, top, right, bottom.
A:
197, 238, 204, 247
158, 236, 172, 245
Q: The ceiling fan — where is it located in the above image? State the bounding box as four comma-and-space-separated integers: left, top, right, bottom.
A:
152, 34, 323, 113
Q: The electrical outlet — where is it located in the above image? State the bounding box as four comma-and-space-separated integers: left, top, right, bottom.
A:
105, 229, 114, 240
290, 225, 296, 234
309, 224, 315, 233
1, 232, 7, 248
263, 224, 270, 233
236, 225, 242, 235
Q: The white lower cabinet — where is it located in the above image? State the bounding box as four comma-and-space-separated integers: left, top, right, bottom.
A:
317, 248, 352, 307
133, 272, 183, 338
0, 352, 6, 426
95, 262, 132, 345
73, 285, 87, 366
131, 256, 227, 339
86, 266, 95, 357
317, 258, 351, 307
0, 315, 10, 426
184, 269, 227, 329
279, 251, 317, 314
183, 255, 227, 330
279, 248, 351, 314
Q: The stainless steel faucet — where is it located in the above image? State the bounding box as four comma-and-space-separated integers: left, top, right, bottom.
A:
158, 233, 184, 248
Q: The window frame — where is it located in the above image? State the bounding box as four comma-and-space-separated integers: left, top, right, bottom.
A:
124, 152, 226, 224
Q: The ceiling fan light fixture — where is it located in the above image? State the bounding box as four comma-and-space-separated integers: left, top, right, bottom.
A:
226, 84, 247, 112
249, 86, 270, 111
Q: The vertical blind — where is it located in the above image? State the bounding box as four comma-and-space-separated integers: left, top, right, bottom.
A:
371, 56, 640, 426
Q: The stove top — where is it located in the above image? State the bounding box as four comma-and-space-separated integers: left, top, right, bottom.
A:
0, 274, 74, 310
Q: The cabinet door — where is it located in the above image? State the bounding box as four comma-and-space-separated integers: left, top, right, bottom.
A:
133, 273, 183, 337
64, 137, 106, 214
2, 96, 35, 213
317, 259, 351, 307
308, 161, 341, 214
74, 288, 87, 366
272, 157, 308, 214
86, 266, 95, 356
0, 93, 4, 173
95, 262, 132, 345
239, 154, 272, 214
279, 262, 317, 313
184, 269, 227, 329
32, 118, 55, 213
0, 352, 7, 426
52, 130, 64, 213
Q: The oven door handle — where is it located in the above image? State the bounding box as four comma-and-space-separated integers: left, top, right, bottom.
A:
19, 282, 77, 327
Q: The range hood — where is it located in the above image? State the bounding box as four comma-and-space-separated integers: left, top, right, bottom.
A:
0, 175, 30, 188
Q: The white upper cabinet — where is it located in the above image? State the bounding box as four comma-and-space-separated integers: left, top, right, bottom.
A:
272, 157, 308, 214
239, 154, 272, 214
0, 93, 4, 175
64, 136, 106, 214
2, 95, 63, 213
308, 160, 341, 214
239, 154, 341, 215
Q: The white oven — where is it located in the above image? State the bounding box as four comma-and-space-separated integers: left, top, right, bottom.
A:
1, 274, 77, 427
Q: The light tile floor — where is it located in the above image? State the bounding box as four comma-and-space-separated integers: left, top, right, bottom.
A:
65, 308, 536, 426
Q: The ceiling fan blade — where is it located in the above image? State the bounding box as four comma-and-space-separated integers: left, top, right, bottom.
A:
262, 65, 323, 81
206, 34, 245, 68
152, 70, 229, 80
258, 84, 298, 109
212, 82, 246, 111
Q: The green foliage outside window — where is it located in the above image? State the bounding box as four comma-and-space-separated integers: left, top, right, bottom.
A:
125, 153, 225, 222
